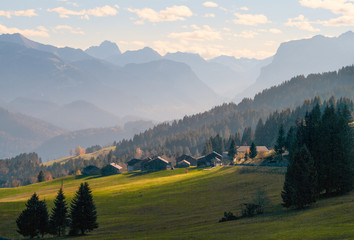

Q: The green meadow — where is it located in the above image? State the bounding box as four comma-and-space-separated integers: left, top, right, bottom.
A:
0, 166, 353, 239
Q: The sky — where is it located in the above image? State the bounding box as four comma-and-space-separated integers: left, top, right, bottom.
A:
1, 0, 354, 59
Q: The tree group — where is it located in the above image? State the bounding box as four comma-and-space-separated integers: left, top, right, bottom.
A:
282, 103, 353, 209
16, 182, 98, 238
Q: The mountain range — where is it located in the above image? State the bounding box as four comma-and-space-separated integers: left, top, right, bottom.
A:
235, 31, 354, 101
0, 31, 353, 161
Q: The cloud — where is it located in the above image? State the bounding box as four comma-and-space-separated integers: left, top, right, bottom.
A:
0, 9, 37, 18
54, 25, 84, 35
233, 12, 271, 26
269, 28, 282, 34
203, 2, 218, 8
48, 5, 118, 19
234, 30, 258, 39
285, 14, 320, 32
204, 13, 215, 18
240, 6, 249, 11
127, 5, 192, 23
300, 0, 354, 26
0, 24, 49, 37
168, 25, 222, 41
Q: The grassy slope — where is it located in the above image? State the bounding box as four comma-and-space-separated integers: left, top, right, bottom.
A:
43, 146, 116, 166
0, 166, 353, 239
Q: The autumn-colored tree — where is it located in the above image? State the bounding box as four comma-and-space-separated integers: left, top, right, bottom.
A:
75, 146, 86, 156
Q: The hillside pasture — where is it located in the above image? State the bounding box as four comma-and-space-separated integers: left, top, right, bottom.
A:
0, 166, 353, 239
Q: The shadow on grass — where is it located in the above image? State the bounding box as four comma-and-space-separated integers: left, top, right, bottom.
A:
75, 175, 104, 180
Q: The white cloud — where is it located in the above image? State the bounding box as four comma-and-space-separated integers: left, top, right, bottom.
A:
48, 5, 118, 19
235, 30, 258, 39
240, 6, 249, 11
203, 2, 218, 8
54, 25, 84, 35
233, 12, 271, 26
204, 13, 215, 18
269, 28, 282, 34
168, 25, 222, 41
285, 14, 320, 32
300, 0, 354, 26
127, 5, 192, 23
0, 24, 49, 37
0, 9, 37, 18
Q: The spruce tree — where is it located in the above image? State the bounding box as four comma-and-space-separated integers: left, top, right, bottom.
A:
202, 139, 213, 155
69, 182, 98, 235
37, 170, 45, 182
228, 139, 237, 159
249, 142, 257, 159
282, 145, 318, 209
16, 193, 49, 238
49, 187, 68, 237
274, 124, 285, 155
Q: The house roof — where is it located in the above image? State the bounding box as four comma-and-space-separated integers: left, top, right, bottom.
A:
178, 160, 190, 165
152, 156, 169, 164
110, 163, 123, 170
127, 158, 142, 166
176, 154, 196, 162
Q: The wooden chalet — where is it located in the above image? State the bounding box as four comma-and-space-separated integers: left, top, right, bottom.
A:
141, 156, 170, 171
101, 163, 123, 176
127, 158, 151, 171
176, 154, 198, 166
197, 151, 223, 167
176, 160, 191, 168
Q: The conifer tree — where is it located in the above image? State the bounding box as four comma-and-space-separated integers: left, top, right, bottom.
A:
49, 187, 68, 237
37, 170, 45, 183
274, 124, 285, 155
69, 182, 98, 235
249, 142, 257, 159
16, 193, 49, 238
228, 139, 237, 159
202, 139, 213, 155
282, 145, 317, 209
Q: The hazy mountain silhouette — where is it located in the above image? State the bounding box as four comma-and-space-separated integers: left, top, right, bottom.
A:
85, 40, 121, 59
235, 31, 354, 101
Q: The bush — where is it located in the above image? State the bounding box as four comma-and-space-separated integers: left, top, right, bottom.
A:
219, 211, 238, 222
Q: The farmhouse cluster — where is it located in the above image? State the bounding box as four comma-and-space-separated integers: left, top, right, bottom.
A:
82, 145, 269, 175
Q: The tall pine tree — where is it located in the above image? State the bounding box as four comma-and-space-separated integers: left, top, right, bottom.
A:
16, 193, 49, 238
282, 145, 317, 209
69, 182, 98, 235
49, 187, 68, 236
249, 142, 257, 159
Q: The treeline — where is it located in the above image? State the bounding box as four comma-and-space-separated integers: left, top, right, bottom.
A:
1, 97, 352, 188
0, 151, 116, 188
113, 97, 353, 163
282, 102, 353, 209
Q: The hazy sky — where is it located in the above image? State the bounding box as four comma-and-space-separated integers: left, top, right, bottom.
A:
1, 0, 353, 59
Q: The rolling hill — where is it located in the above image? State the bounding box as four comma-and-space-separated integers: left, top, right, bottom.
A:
0, 166, 352, 239
0, 107, 64, 159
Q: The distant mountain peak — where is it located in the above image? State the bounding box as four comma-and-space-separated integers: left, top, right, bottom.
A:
339, 30, 354, 39
85, 40, 121, 59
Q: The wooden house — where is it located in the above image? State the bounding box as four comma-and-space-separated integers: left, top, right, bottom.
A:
101, 163, 123, 176
82, 165, 101, 176
176, 154, 197, 166
141, 156, 170, 171
127, 158, 151, 171
197, 151, 223, 167
176, 160, 191, 168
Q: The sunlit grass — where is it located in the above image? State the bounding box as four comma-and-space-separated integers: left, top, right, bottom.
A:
0, 166, 352, 239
